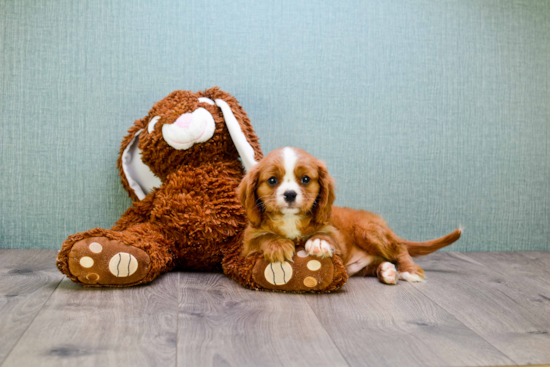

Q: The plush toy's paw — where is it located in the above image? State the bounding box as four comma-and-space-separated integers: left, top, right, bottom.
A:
377, 262, 398, 285
250, 246, 345, 293
66, 237, 151, 286
305, 238, 333, 258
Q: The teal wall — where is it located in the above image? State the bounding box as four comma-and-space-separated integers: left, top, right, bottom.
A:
1, 0, 548, 251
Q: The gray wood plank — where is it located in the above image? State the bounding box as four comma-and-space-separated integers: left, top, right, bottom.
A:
470, 251, 550, 288
519, 251, 550, 272
177, 272, 349, 367
414, 252, 550, 365
0, 249, 63, 365
305, 277, 513, 367
2, 272, 179, 367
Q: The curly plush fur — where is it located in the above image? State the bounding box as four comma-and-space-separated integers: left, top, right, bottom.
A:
56, 88, 347, 293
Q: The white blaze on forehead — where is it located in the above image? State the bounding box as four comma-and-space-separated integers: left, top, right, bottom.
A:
282, 147, 298, 182
276, 147, 302, 208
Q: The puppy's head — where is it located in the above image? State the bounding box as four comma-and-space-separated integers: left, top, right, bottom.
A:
237, 147, 335, 227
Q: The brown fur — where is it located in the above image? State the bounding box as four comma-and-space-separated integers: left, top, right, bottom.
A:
238, 147, 461, 284
238, 148, 341, 263
57, 88, 264, 285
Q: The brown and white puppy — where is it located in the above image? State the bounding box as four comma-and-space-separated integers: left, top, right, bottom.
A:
237, 147, 462, 285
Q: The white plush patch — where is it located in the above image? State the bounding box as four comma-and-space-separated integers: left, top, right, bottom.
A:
148, 116, 160, 133
215, 99, 257, 171
277, 213, 302, 239
305, 238, 333, 258
307, 260, 322, 271
399, 271, 424, 282
121, 130, 162, 200
79, 256, 94, 268
297, 250, 308, 258
109, 252, 138, 277
264, 262, 293, 285
162, 107, 215, 150
198, 97, 215, 105
380, 262, 398, 285
89, 242, 102, 254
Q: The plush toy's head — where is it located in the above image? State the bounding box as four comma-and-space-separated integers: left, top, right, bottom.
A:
117, 87, 263, 201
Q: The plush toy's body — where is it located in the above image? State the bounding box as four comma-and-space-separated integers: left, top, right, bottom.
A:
56, 88, 347, 292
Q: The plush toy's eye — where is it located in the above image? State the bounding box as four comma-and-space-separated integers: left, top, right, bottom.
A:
301, 176, 311, 184
268, 177, 278, 186
148, 116, 160, 133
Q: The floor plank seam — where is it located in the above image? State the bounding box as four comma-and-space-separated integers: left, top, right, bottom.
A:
302, 295, 352, 367
0, 275, 64, 367
405, 281, 520, 366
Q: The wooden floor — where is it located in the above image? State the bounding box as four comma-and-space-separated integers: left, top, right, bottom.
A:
1, 250, 549, 367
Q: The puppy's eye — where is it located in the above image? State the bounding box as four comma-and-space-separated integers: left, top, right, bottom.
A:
267, 177, 278, 186
301, 176, 311, 184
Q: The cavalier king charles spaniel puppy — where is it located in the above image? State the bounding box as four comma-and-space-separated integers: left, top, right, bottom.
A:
237, 147, 461, 284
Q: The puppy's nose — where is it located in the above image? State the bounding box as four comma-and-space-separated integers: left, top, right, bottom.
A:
283, 190, 297, 203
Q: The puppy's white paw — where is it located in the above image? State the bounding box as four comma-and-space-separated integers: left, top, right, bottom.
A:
305, 238, 333, 258
379, 262, 398, 285
398, 271, 425, 282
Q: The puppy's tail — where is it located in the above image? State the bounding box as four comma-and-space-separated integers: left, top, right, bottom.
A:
399, 227, 462, 257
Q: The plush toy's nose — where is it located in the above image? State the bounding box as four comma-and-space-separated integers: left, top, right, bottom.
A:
175, 113, 193, 129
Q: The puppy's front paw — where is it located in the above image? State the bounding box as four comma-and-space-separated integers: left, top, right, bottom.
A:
262, 239, 295, 263
305, 238, 333, 258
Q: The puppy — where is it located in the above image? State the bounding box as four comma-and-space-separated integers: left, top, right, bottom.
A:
237, 147, 461, 285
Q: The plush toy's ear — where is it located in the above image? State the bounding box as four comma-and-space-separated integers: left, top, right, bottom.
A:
313, 160, 336, 224
117, 122, 162, 201
200, 87, 263, 171
237, 165, 262, 227
215, 99, 257, 171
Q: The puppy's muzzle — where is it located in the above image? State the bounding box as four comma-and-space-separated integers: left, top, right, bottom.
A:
283, 190, 297, 203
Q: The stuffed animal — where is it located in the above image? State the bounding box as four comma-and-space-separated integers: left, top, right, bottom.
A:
56, 88, 348, 293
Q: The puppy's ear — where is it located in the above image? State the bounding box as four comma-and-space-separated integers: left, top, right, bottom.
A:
313, 160, 336, 224
237, 166, 262, 227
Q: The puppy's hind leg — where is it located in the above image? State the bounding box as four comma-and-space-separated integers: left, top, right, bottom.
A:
376, 262, 398, 285
351, 257, 398, 285
395, 249, 425, 282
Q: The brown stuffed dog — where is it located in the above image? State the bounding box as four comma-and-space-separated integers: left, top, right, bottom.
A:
56, 88, 347, 293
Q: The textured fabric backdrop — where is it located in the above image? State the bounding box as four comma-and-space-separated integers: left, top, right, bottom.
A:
1, 0, 548, 251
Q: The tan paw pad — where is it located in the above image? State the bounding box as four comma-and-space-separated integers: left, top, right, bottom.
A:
109, 252, 138, 277
86, 273, 100, 281
264, 262, 293, 285
89, 242, 103, 253
307, 260, 321, 271
303, 276, 318, 288
79, 257, 94, 268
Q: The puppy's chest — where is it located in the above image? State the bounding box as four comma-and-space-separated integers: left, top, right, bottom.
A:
276, 215, 304, 240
